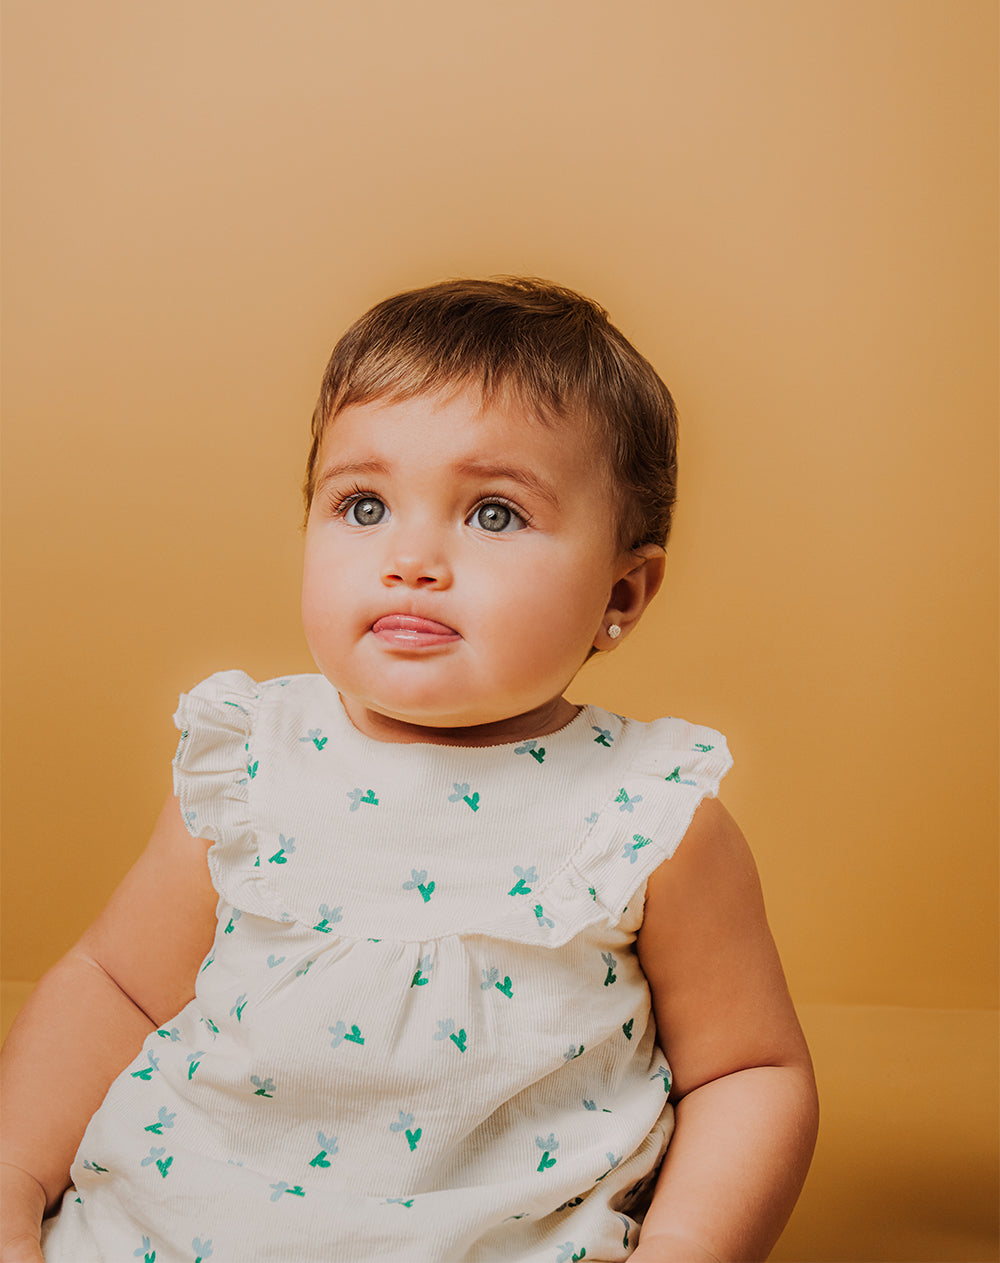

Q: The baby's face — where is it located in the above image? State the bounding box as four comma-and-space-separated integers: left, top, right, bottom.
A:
302, 387, 630, 743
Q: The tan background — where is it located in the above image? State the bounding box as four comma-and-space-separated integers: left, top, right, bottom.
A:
2, 2, 997, 1260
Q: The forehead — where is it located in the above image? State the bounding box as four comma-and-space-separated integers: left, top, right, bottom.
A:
320, 386, 611, 480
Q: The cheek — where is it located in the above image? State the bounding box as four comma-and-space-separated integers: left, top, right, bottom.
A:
300, 539, 340, 630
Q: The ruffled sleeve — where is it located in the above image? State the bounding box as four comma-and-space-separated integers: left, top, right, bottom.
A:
506, 714, 733, 947
172, 670, 289, 920
571, 715, 733, 920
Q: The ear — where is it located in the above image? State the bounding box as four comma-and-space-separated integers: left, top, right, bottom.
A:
594, 544, 666, 651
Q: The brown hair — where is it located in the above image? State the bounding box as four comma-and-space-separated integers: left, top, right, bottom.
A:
304, 277, 678, 551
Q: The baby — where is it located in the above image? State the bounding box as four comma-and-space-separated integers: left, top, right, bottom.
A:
1, 278, 818, 1263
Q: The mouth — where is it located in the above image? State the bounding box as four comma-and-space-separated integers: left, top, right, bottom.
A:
371, 614, 461, 648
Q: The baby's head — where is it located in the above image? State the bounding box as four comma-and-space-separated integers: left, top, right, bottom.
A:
304, 277, 678, 554
302, 278, 680, 743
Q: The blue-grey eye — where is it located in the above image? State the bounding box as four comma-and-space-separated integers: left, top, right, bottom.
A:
470, 502, 524, 533
345, 496, 388, 526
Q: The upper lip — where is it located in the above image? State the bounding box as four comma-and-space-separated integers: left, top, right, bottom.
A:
371, 613, 459, 635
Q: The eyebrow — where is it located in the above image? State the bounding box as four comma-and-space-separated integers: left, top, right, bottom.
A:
315, 457, 561, 508
452, 460, 561, 508
314, 459, 390, 492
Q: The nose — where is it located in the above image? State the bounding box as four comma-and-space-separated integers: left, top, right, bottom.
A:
380, 526, 453, 590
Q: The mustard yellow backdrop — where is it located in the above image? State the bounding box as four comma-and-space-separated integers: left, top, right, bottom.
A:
2, 3, 996, 1260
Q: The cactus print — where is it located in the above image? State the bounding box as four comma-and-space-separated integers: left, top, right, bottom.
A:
36, 673, 730, 1263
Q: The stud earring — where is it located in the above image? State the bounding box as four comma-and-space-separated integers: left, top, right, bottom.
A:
607, 624, 621, 640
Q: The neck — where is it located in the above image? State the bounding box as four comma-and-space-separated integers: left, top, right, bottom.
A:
339, 694, 581, 746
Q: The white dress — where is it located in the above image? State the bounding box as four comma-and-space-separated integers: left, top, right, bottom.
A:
42, 671, 731, 1263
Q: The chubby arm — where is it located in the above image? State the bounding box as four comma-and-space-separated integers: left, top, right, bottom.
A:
631, 798, 818, 1263
0, 794, 217, 1259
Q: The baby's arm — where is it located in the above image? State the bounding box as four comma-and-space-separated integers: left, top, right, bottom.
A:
0, 795, 217, 1262
631, 799, 819, 1263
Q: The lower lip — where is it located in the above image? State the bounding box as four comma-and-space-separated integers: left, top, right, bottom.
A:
371, 616, 461, 648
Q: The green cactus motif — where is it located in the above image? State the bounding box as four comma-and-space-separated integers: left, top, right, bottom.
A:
313, 904, 343, 933
514, 740, 546, 764
448, 782, 480, 812
309, 1130, 338, 1167
403, 870, 435, 902
582, 1100, 613, 1113
268, 834, 296, 864
615, 788, 643, 813
664, 766, 697, 785
623, 834, 652, 864
433, 1018, 468, 1052
410, 953, 433, 987
389, 1110, 421, 1151
144, 1107, 176, 1135
508, 865, 537, 896
328, 1020, 364, 1048
140, 1147, 172, 1178
134, 1233, 156, 1262
269, 1181, 305, 1202
130, 1051, 159, 1081
535, 1133, 558, 1172
651, 1065, 672, 1094
622, 1018, 634, 1041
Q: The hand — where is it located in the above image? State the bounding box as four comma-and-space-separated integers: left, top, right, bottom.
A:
0, 1164, 46, 1263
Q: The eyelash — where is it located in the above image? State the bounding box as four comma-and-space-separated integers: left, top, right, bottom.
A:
329, 483, 379, 519
328, 486, 532, 529
469, 495, 531, 530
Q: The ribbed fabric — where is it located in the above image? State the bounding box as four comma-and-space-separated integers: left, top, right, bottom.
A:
42, 672, 731, 1263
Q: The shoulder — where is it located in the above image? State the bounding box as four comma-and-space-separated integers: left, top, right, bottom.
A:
636, 798, 809, 1095
639, 797, 761, 939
